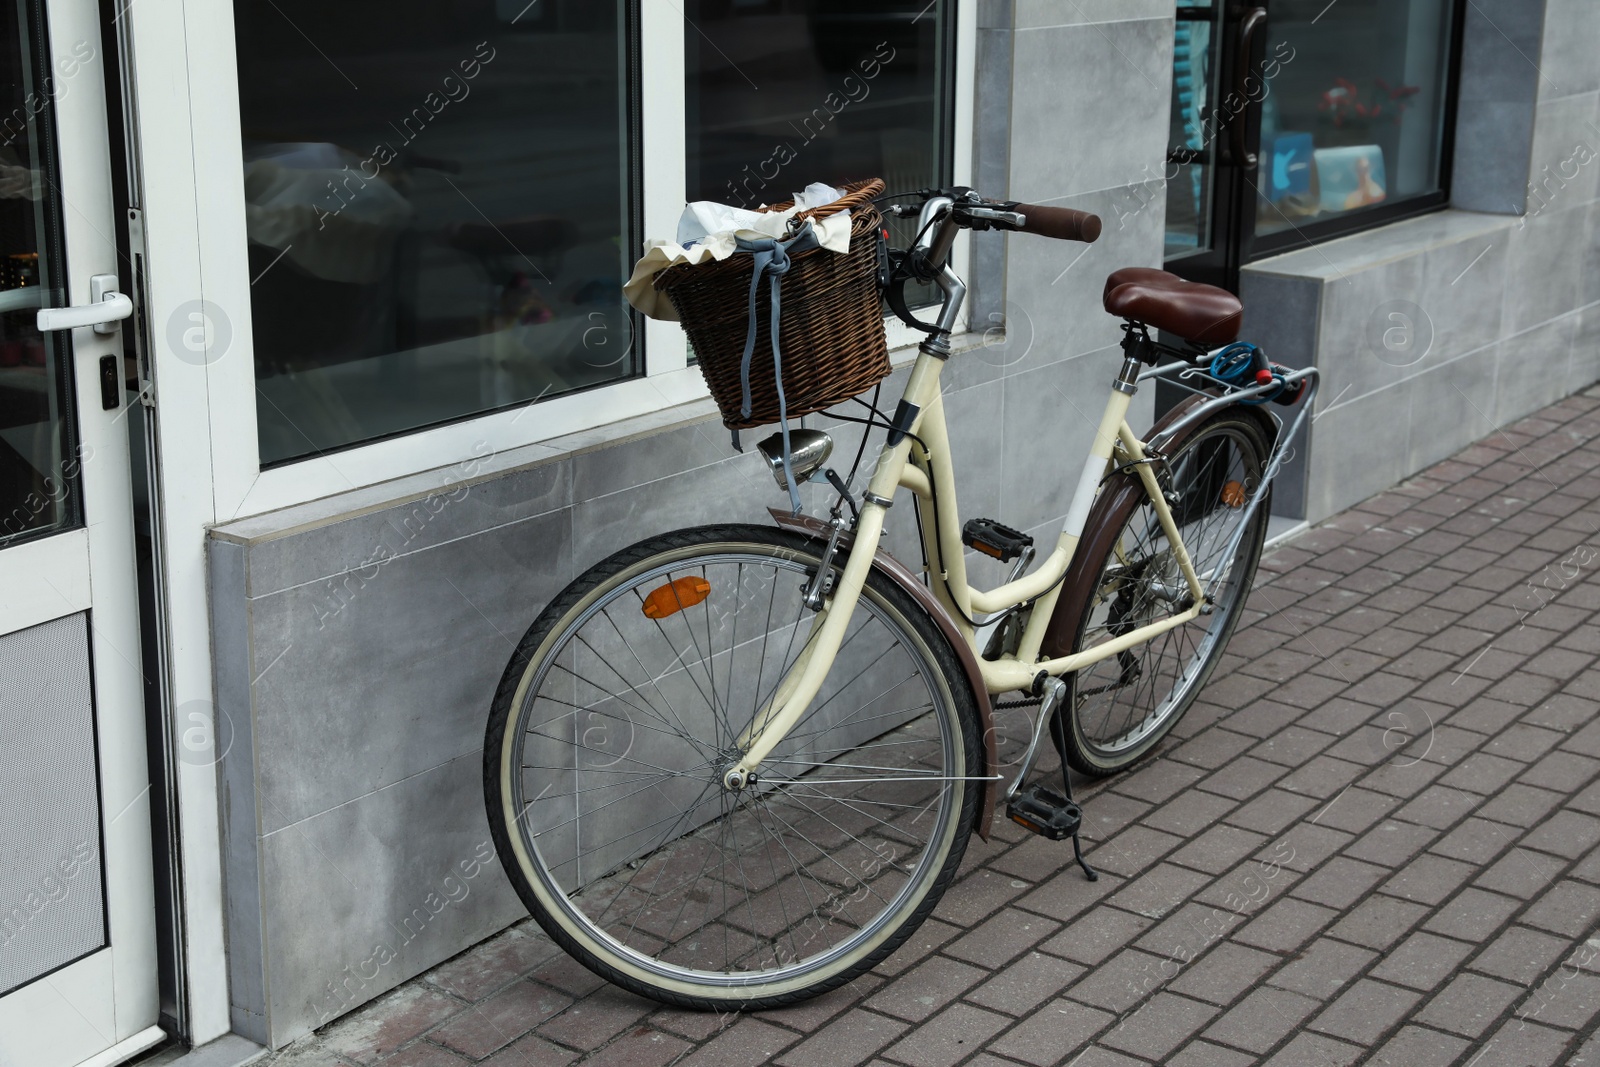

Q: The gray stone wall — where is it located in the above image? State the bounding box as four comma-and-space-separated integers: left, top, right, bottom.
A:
209, 4, 1177, 1046
1241, 0, 1599, 523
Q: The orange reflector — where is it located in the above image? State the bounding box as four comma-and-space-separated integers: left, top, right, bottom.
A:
642, 576, 712, 619
1220, 480, 1246, 508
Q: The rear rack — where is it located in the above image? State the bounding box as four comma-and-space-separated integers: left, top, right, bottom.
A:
1136, 358, 1321, 599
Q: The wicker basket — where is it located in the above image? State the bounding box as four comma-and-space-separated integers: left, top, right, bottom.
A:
654, 178, 890, 430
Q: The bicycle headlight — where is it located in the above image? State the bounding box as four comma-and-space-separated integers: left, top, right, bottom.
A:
756, 429, 834, 491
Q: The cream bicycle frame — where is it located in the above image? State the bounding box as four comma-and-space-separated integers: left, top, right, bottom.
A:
726, 345, 1208, 786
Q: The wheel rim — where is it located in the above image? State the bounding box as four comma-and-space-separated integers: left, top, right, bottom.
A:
500, 544, 964, 993
1073, 425, 1266, 759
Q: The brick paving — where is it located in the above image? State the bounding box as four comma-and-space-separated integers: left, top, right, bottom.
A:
259, 389, 1600, 1067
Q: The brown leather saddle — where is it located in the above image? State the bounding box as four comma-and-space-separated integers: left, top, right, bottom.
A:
1102, 267, 1243, 347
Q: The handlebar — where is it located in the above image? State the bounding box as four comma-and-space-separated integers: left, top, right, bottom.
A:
880, 187, 1103, 339
884, 189, 1102, 245
1010, 203, 1102, 244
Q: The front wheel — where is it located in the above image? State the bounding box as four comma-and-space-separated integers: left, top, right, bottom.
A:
1053, 409, 1273, 776
484, 524, 983, 1010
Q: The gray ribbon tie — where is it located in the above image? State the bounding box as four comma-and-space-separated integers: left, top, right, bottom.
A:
734, 224, 821, 514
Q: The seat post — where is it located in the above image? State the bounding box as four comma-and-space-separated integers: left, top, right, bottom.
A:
1115, 321, 1156, 395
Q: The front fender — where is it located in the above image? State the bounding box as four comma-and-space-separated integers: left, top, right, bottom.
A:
768, 509, 999, 841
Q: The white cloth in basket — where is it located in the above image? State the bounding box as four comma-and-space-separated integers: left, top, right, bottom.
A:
623, 182, 855, 321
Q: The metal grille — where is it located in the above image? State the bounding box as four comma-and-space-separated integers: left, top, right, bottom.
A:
0, 613, 106, 995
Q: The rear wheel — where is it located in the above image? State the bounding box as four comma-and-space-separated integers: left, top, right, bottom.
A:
484, 524, 983, 1010
1056, 410, 1272, 775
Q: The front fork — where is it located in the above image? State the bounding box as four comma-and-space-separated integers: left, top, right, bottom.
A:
720, 352, 945, 791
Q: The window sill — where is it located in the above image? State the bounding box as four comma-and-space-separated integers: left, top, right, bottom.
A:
213, 326, 972, 542
1244, 207, 1515, 281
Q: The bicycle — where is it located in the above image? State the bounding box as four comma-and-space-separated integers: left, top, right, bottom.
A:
483, 187, 1318, 1011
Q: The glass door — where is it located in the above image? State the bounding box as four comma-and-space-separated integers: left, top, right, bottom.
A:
1164, 1, 1265, 291
1165, 0, 1460, 292
0, 0, 160, 1063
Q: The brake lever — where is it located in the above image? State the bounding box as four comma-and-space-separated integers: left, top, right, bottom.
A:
961, 206, 1027, 230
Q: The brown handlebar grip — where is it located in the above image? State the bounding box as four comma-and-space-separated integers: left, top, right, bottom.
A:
1013, 204, 1103, 243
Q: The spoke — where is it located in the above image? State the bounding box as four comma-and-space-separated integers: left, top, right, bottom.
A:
768, 733, 939, 763
759, 774, 982, 786
756, 799, 894, 910
777, 697, 932, 748
603, 774, 723, 933
521, 727, 711, 778
745, 795, 806, 968
633, 586, 727, 735
654, 792, 730, 948
779, 786, 941, 851
525, 686, 711, 751
767, 623, 904, 748
597, 606, 710, 754
524, 768, 720, 842
565, 625, 697, 748
763, 760, 950, 775
696, 564, 723, 737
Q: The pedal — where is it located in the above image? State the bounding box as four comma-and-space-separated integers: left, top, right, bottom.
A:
1006, 783, 1083, 841
962, 518, 1033, 563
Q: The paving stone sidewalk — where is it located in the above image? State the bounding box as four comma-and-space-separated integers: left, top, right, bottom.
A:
260, 388, 1600, 1067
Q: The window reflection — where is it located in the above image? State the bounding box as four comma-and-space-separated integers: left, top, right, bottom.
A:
235, 2, 636, 465
1255, 0, 1454, 236
684, 0, 952, 245
0, 2, 78, 546
1166, 15, 1217, 259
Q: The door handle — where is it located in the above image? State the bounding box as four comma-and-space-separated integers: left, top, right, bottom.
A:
1229, 7, 1268, 171
36, 274, 132, 335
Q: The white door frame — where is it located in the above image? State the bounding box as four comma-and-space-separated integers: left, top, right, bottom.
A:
0, 0, 160, 1061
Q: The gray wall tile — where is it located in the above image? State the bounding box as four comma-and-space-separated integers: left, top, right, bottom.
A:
1585, 200, 1600, 309
1005, 182, 1167, 365
1239, 270, 1323, 519
1505, 202, 1590, 333
1009, 18, 1173, 202
1417, 231, 1508, 360
1307, 382, 1412, 522
260, 754, 522, 1046
970, 21, 1016, 328
998, 345, 1154, 534
1538, 0, 1600, 100
1407, 347, 1500, 472
1574, 301, 1600, 392
245, 459, 572, 598
1451, 0, 1546, 213
570, 453, 783, 565
1495, 315, 1581, 425
1315, 257, 1429, 405
1524, 90, 1600, 216
248, 507, 573, 833
941, 375, 1007, 526
211, 539, 267, 1045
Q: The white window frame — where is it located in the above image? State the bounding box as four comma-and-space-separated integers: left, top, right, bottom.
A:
186, 2, 977, 522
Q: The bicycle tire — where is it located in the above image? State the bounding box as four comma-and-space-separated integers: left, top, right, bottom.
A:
1053, 409, 1273, 776
484, 524, 983, 1010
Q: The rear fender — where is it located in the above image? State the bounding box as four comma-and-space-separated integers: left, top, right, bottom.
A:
1041, 393, 1279, 659
768, 509, 999, 841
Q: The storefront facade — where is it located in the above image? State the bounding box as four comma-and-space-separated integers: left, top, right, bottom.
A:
0, 0, 1595, 1059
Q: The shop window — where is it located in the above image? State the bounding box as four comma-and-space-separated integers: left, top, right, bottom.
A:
1255, 0, 1456, 240
684, 1, 955, 208
234, 2, 637, 465
1164, 0, 1460, 289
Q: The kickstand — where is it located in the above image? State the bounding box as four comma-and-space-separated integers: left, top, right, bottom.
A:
1052, 717, 1099, 883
